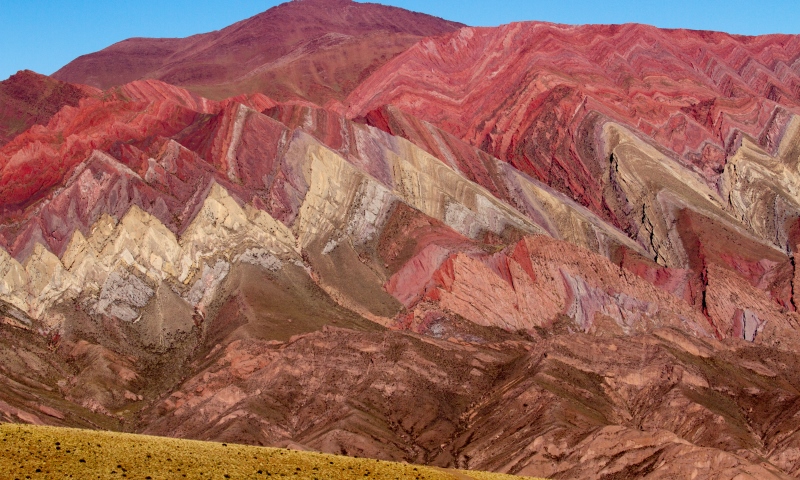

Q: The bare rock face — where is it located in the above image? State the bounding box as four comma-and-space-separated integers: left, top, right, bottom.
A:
3, 3, 800, 479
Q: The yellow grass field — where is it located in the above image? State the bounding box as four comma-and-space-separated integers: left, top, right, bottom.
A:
0, 423, 546, 479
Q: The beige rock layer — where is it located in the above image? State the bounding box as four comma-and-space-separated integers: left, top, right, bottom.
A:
605, 118, 800, 268
604, 123, 771, 268
1, 183, 300, 324
720, 115, 800, 252
291, 133, 543, 250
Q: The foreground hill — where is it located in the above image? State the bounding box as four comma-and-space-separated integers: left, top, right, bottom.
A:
0, 423, 535, 479
51, 0, 463, 104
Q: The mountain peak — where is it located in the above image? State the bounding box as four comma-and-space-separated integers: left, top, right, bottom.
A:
52, 0, 462, 103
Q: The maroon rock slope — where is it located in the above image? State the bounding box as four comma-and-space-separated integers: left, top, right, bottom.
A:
52, 0, 463, 104
0, 70, 98, 147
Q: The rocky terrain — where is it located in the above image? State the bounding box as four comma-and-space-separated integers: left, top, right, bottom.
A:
2, 0, 800, 478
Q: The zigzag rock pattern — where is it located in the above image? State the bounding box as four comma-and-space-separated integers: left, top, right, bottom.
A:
348, 22, 800, 260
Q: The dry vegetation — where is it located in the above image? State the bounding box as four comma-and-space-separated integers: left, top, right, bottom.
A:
0, 423, 545, 479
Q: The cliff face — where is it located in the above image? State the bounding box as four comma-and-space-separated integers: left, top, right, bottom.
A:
3, 4, 800, 479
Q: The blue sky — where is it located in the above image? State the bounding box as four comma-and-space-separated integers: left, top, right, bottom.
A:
2, 0, 798, 81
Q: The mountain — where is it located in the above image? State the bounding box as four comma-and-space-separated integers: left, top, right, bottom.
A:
0, 76, 798, 478
2, 2, 800, 479
51, 0, 463, 105
0, 70, 98, 147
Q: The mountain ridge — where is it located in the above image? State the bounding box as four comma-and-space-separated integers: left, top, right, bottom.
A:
346, 21, 800, 256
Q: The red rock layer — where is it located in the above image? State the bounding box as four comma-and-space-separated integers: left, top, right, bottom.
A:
0, 80, 278, 257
